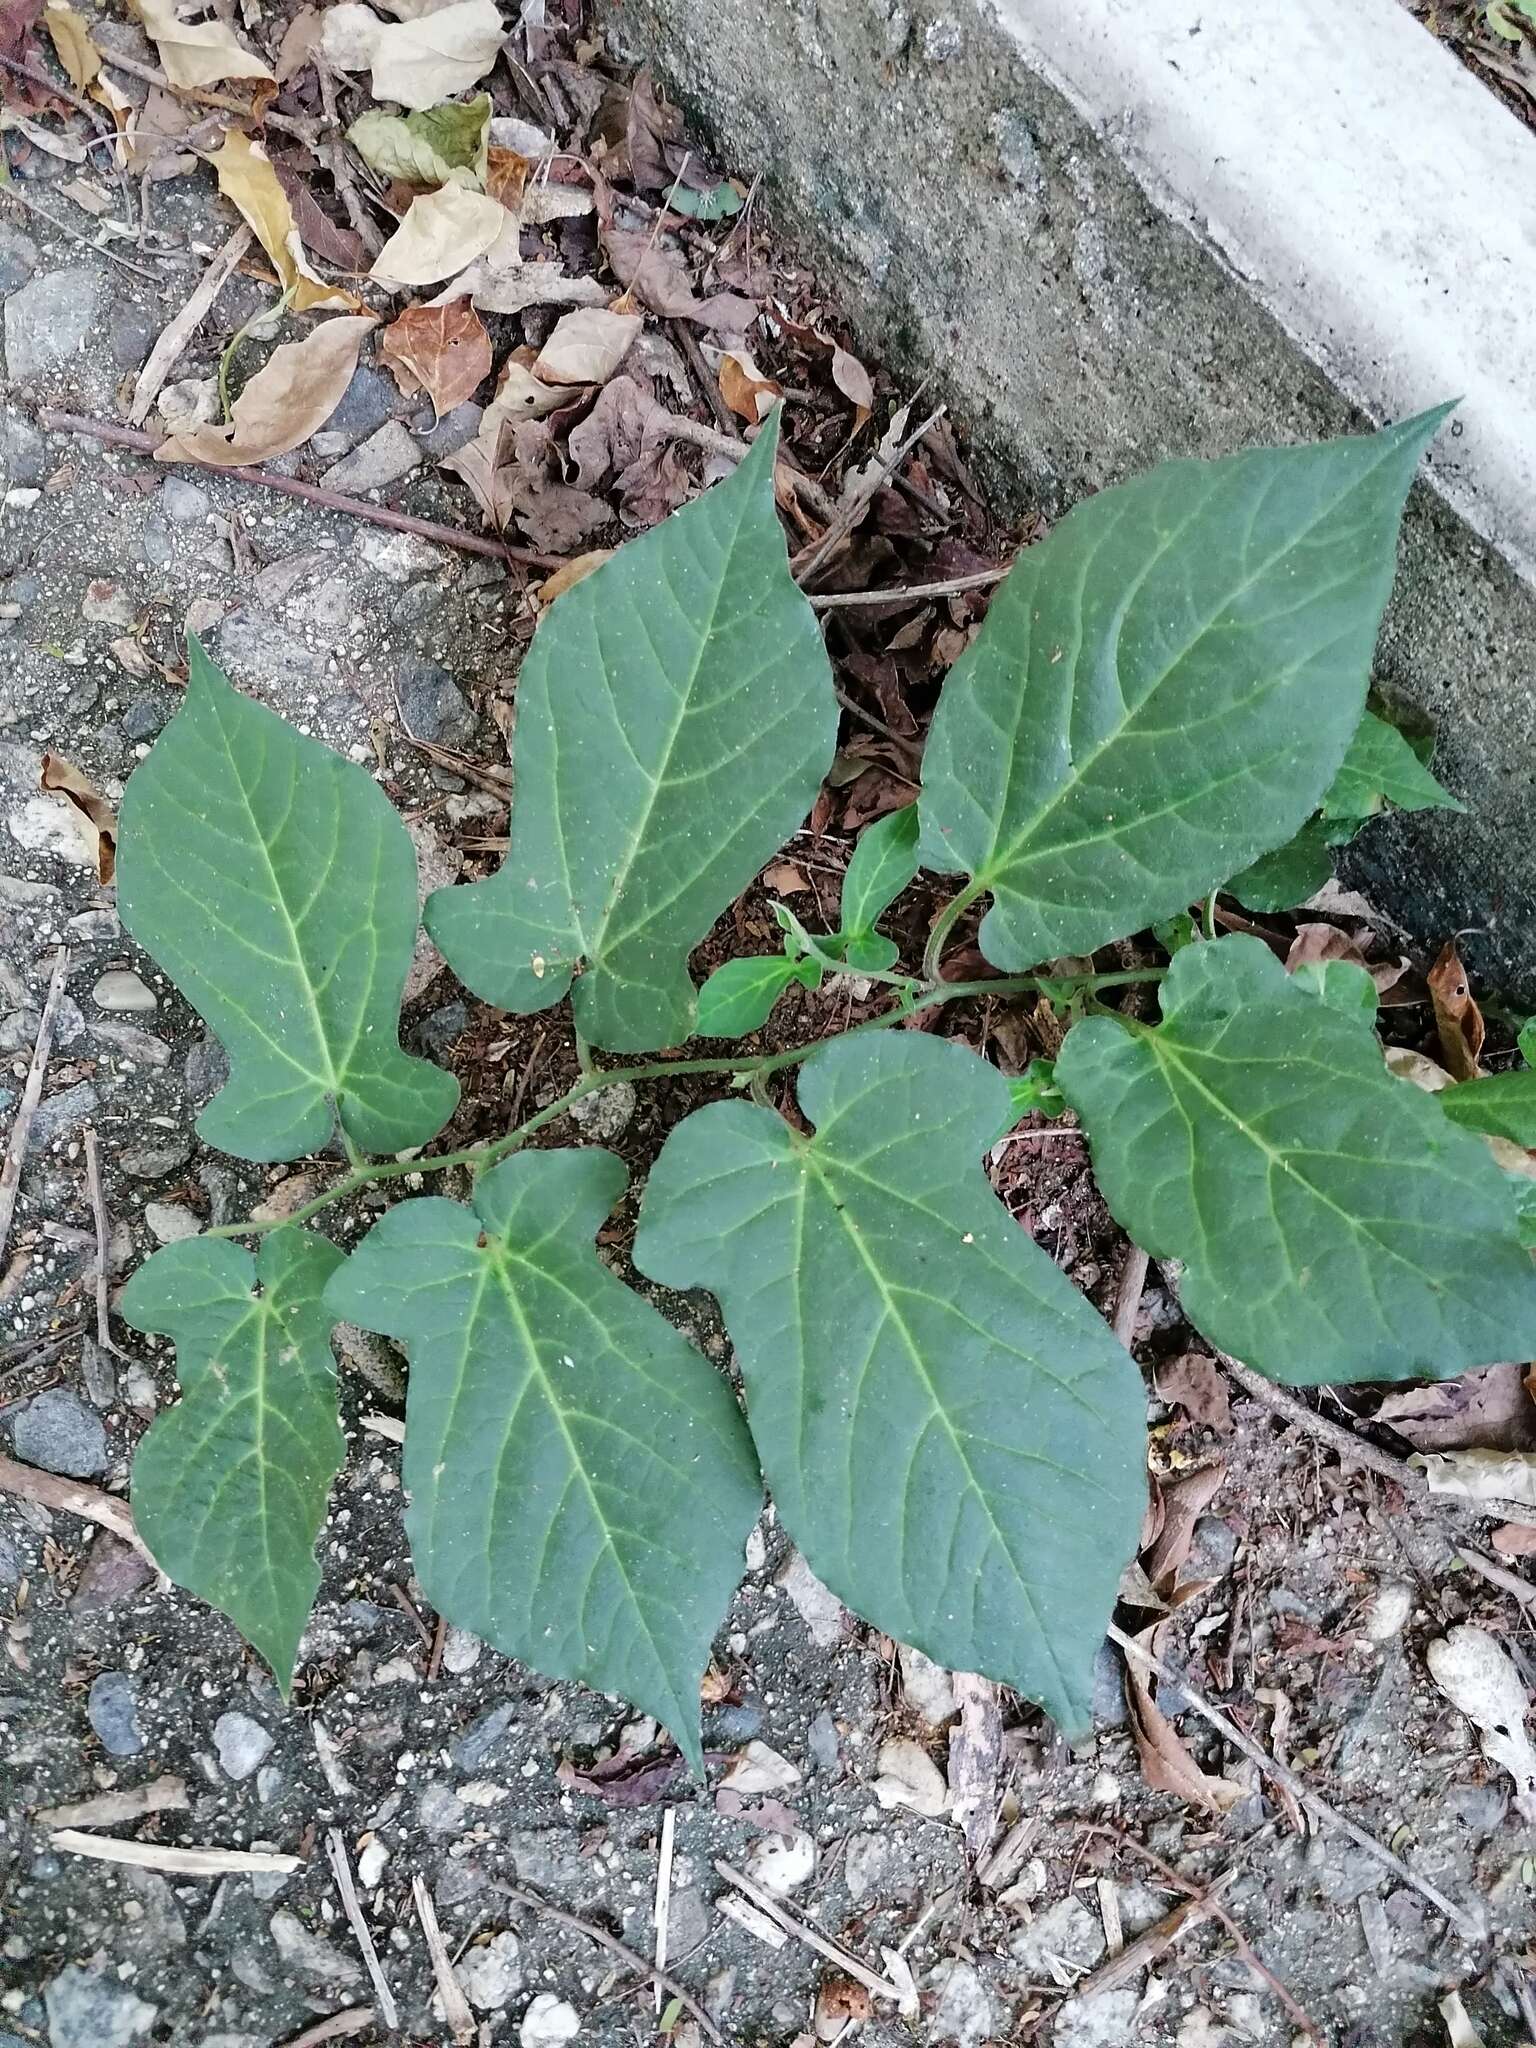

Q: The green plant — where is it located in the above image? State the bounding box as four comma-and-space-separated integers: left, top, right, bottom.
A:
114, 405, 1536, 1761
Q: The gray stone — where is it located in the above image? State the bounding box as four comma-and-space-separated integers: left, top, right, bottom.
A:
161, 476, 210, 523
417, 1781, 467, 1834
923, 17, 961, 60
185, 1034, 230, 1106
209, 610, 326, 690
0, 1529, 22, 1587
120, 1136, 193, 1178
30, 1081, 100, 1147
12, 1389, 107, 1478
145, 1202, 200, 1245
214, 1709, 273, 1781
807, 1707, 839, 1772
706, 1700, 763, 1743
138, 513, 174, 568
567, 1080, 636, 1142
843, 1831, 889, 1903
4, 265, 108, 382
327, 363, 398, 443
414, 400, 484, 458
94, 969, 155, 1012
1050, 1987, 1141, 2048
80, 1334, 117, 1409
925, 1959, 991, 2048
91, 1020, 170, 1066
455, 1930, 521, 2011
0, 222, 39, 294
0, 405, 44, 487
87, 1671, 144, 1757
1008, 1896, 1104, 1977
120, 697, 170, 743
110, 302, 157, 372
321, 419, 422, 494
42, 1964, 157, 2048
1091, 1639, 1127, 1728
397, 660, 477, 747
269, 1909, 364, 1985
991, 107, 1044, 193
416, 1000, 469, 1060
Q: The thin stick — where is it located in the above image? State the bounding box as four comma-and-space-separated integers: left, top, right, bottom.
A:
35, 411, 563, 567
0, 946, 70, 1263
82, 1128, 121, 1357
712, 1860, 905, 2002
1218, 1345, 1536, 1531
811, 567, 1008, 609
325, 1829, 398, 2029
411, 1874, 475, 2046
0, 184, 163, 281
794, 405, 947, 585
426, 1611, 448, 1681
671, 315, 737, 434
1104, 1622, 1476, 1937
0, 1450, 153, 1561
1111, 1242, 1150, 1351
38, 1777, 190, 1828
1070, 1876, 1233, 1999
278, 2012, 376, 2048
653, 1806, 676, 2014
51, 1831, 299, 1876
0, 1323, 86, 1379
129, 224, 251, 426
315, 56, 384, 257
488, 1877, 728, 2048
390, 1581, 433, 1654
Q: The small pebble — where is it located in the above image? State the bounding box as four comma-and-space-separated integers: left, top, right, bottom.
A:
11, 1389, 107, 1478
145, 1202, 201, 1245
86, 1671, 143, 1757
213, 1709, 273, 1781
93, 969, 156, 1012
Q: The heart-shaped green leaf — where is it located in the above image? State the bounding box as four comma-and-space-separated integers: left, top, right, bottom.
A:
323, 1149, 762, 1767
917, 410, 1446, 968
118, 640, 458, 1162
425, 415, 838, 1050
123, 1229, 346, 1691
634, 1034, 1147, 1734
1057, 936, 1536, 1384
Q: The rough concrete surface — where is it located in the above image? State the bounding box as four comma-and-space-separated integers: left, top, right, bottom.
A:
603, 0, 1536, 1002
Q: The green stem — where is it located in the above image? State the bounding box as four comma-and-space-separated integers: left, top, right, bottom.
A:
218, 283, 295, 421
922, 881, 984, 982
206, 967, 1164, 1242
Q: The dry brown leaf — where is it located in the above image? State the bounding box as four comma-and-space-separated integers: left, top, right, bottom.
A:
40, 751, 115, 883
1155, 1352, 1232, 1435
533, 306, 642, 386
831, 344, 874, 420
485, 144, 530, 209
762, 862, 809, 897
448, 260, 611, 317
319, 0, 503, 110
209, 130, 360, 313
1123, 1624, 1243, 1815
274, 5, 322, 83
133, 0, 272, 86
43, 1, 99, 87
380, 300, 490, 416
1285, 921, 1368, 973
1376, 1364, 1536, 1454
155, 315, 376, 468
1385, 1044, 1455, 1093
1428, 940, 1485, 1080
719, 348, 781, 425
491, 355, 568, 421
1491, 1523, 1536, 1557
537, 551, 612, 605
372, 183, 506, 288
813, 1979, 871, 2042
1141, 1463, 1226, 1599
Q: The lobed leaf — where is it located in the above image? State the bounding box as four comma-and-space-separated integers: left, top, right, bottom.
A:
634, 1034, 1147, 1734
323, 1149, 762, 1768
917, 411, 1446, 967
123, 1229, 346, 1690
118, 641, 458, 1162
425, 414, 839, 1050
1056, 936, 1536, 1384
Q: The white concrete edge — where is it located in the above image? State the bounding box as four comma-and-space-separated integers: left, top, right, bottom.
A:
993, 0, 1536, 583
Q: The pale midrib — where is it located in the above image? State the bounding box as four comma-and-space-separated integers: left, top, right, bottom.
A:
980, 444, 1403, 884
799, 1153, 1074, 1711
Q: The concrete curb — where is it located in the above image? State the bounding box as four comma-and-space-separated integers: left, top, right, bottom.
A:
1000, 0, 1536, 583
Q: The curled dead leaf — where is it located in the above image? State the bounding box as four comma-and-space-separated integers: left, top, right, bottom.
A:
43, 1, 99, 88
1428, 940, 1485, 1080
154, 315, 377, 468
1122, 1623, 1243, 1815
320, 0, 504, 111
1413, 1448, 1536, 1507
533, 306, 643, 387
537, 550, 612, 605
40, 751, 115, 884
719, 348, 781, 425
208, 131, 360, 313
380, 301, 491, 416
133, 0, 272, 86
1155, 1352, 1232, 1435
831, 345, 874, 421
1427, 1624, 1536, 1819
371, 183, 506, 288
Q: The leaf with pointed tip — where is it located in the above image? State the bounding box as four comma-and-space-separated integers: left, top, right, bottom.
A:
696, 954, 809, 1037
323, 1149, 762, 1767
634, 1034, 1147, 1734
1056, 936, 1536, 1384
1320, 710, 1463, 822
838, 804, 919, 940
917, 411, 1446, 967
122, 1229, 345, 1691
117, 640, 458, 1162
424, 414, 839, 1050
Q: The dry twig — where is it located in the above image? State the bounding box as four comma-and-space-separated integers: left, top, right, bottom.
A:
794, 405, 947, 585
278, 2012, 376, 2048
713, 1859, 905, 2002
810, 567, 1008, 609
325, 1829, 398, 2029
0, 946, 69, 1264
37, 1777, 190, 1828
488, 1876, 727, 2047
129, 225, 252, 425
82, 1127, 122, 1357
52, 1831, 300, 1876
411, 1874, 475, 2045
653, 1805, 676, 2014
0, 183, 163, 281
1111, 1242, 1150, 1351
